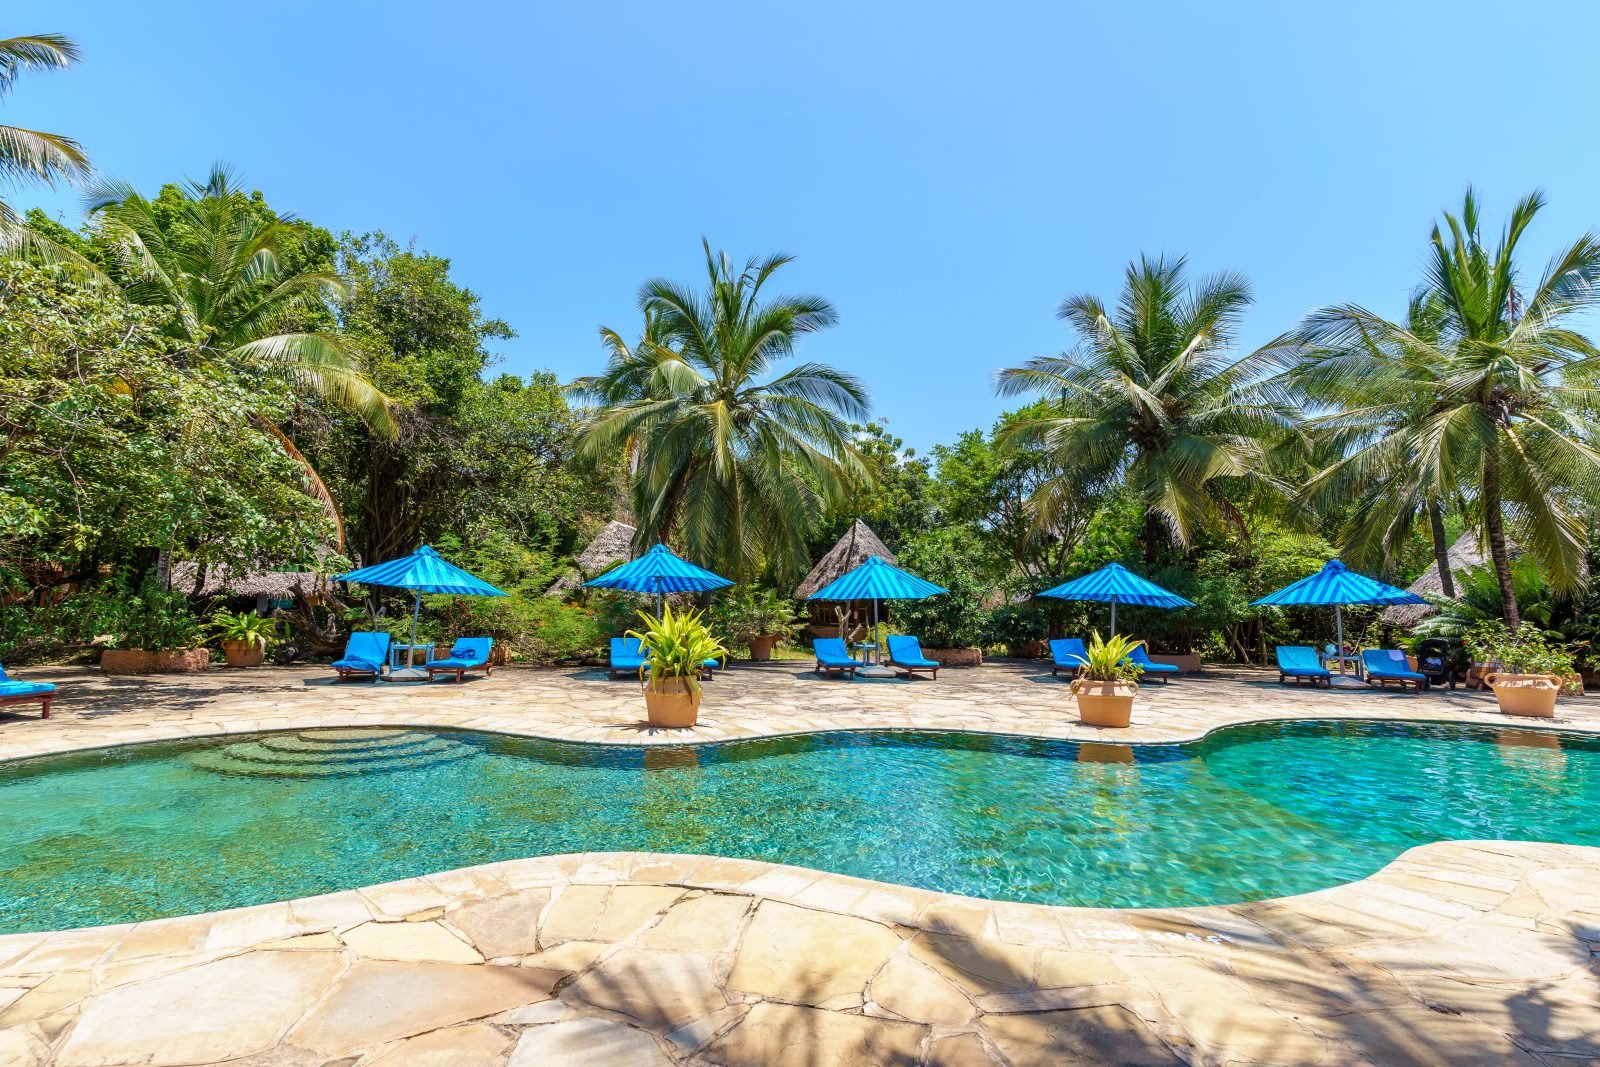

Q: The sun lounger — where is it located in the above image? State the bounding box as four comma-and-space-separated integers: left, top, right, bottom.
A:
886, 635, 939, 680
1126, 643, 1180, 684
1362, 649, 1428, 692
813, 637, 864, 679
1050, 638, 1087, 678
0, 660, 55, 719
426, 637, 493, 683
1275, 646, 1331, 686
333, 632, 391, 683
610, 637, 647, 679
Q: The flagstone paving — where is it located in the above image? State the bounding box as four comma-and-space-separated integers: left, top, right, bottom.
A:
2, 661, 1599, 1064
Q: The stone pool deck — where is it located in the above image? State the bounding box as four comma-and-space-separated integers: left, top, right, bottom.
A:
2, 662, 1599, 1065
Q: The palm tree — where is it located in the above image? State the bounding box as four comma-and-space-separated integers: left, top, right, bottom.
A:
88, 167, 395, 545
575, 241, 870, 580
569, 307, 687, 483
0, 33, 98, 264
1290, 190, 1600, 626
995, 255, 1295, 560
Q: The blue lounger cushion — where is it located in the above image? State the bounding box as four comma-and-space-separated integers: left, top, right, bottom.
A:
1127, 645, 1180, 673
1050, 638, 1087, 670
0, 680, 55, 696
1363, 649, 1427, 681
886, 635, 939, 668
813, 638, 863, 667
610, 637, 646, 669
1276, 646, 1331, 677
333, 632, 391, 675
429, 637, 492, 668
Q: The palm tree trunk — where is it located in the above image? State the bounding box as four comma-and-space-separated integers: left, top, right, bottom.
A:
1427, 498, 1455, 599
1142, 510, 1161, 564
1481, 443, 1520, 626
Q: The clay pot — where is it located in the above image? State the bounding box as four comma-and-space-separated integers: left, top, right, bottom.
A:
152, 648, 209, 673
1483, 673, 1561, 718
747, 634, 780, 661
1069, 677, 1139, 728
643, 676, 701, 728
1012, 640, 1046, 659
100, 649, 153, 675
221, 639, 265, 668
923, 647, 983, 668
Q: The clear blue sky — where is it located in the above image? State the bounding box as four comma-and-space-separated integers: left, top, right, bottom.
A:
12, 1, 1600, 453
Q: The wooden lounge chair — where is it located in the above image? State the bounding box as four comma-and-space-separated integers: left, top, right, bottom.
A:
813, 637, 864, 679
1362, 649, 1428, 692
886, 635, 940, 680
0, 660, 55, 719
333, 633, 391, 684
1276, 646, 1332, 686
426, 637, 493, 683
1049, 638, 1087, 678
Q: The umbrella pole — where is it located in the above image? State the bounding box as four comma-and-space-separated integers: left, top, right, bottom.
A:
1110, 597, 1117, 636
873, 598, 880, 664
409, 591, 421, 669
1335, 604, 1345, 676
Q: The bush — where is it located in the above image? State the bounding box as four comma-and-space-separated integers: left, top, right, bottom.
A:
704, 587, 800, 655
892, 530, 991, 648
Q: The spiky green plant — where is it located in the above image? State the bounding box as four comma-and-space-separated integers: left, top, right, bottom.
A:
625, 605, 729, 695
1075, 630, 1146, 683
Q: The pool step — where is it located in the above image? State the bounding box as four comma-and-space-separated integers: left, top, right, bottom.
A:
189, 729, 478, 780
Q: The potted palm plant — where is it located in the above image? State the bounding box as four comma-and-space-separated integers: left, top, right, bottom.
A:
627, 606, 729, 728
714, 589, 800, 661
1068, 631, 1144, 728
210, 610, 277, 668
1466, 622, 1576, 718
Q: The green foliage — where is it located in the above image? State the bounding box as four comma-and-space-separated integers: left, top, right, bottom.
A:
208, 610, 277, 650
625, 605, 728, 693
97, 573, 201, 651
1076, 631, 1145, 682
890, 529, 991, 648
983, 600, 1052, 650
1414, 561, 1562, 641
1463, 621, 1576, 680
705, 587, 800, 654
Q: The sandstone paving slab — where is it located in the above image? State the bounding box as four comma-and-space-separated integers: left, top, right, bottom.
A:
700, 1001, 926, 1067
562, 949, 728, 1031
726, 900, 902, 1009
866, 955, 976, 1025
505, 1018, 670, 1067
288, 960, 560, 1054
56, 950, 346, 1066
979, 1005, 1181, 1066
362, 1023, 513, 1066
443, 889, 549, 959
338, 920, 482, 964
635, 892, 752, 952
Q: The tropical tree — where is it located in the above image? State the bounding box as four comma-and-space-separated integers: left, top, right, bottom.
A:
568, 307, 682, 485
575, 241, 870, 581
0, 33, 97, 264
86, 167, 395, 543
995, 255, 1295, 561
1290, 191, 1600, 626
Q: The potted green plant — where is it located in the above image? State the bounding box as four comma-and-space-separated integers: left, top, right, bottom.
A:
1068, 631, 1144, 728
210, 610, 277, 668
1465, 622, 1576, 718
97, 575, 206, 674
626, 605, 729, 728
712, 589, 800, 661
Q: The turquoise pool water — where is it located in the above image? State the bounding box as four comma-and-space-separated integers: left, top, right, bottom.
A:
2, 720, 1597, 933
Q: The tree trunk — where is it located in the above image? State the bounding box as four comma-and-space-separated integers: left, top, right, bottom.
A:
1143, 510, 1161, 564
1427, 498, 1455, 599
1481, 444, 1520, 626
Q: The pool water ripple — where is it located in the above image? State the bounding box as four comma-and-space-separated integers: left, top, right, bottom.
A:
1, 720, 1596, 932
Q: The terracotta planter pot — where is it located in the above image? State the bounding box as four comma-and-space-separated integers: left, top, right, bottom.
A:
643, 676, 701, 728
1483, 673, 1561, 718
747, 634, 780, 661
1011, 640, 1046, 659
152, 648, 209, 673
1069, 677, 1139, 728
923, 647, 983, 668
221, 640, 265, 668
100, 649, 153, 675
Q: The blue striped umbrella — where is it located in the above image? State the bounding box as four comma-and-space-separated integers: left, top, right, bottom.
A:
339, 546, 507, 678
1252, 560, 1424, 678
584, 543, 732, 615
806, 555, 946, 668
1036, 562, 1194, 634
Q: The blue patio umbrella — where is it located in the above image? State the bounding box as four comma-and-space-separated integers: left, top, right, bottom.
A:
584, 543, 733, 616
1252, 559, 1425, 678
807, 555, 947, 669
1036, 562, 1194, 634
339, 545, 507, 680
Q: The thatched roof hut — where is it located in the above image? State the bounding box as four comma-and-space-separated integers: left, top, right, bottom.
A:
545, 520, 638, 596
170, 562, 330, 602
794, 519, 896, 599
1381, 535, 1489, 628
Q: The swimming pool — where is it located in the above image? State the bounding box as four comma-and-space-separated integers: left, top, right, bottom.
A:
1, 720, 1595, 932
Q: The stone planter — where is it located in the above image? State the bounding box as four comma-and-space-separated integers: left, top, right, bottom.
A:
221, 640, 265, 668
1010, 640, 1046, 659
152, 648, 209, 673
747, 635, 781, 661
1483, 673, 1561, 718
1147, 652, 1201, 674
100, 649, 154, 675
923, 647, 983, 668
1070, 677, 1138, 728
643, 676, 701, 728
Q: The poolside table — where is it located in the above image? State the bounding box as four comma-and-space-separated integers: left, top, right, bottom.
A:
388, 642, 435, 681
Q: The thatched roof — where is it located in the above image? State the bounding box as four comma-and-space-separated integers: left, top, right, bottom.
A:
171, 562, 329, 600
545, 520, 638, 596
1381, 535, 1489, 627
794, 519, 896, 599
